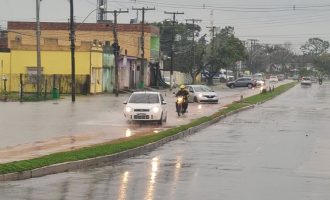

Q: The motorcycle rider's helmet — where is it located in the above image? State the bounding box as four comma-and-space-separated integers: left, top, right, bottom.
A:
180, 85, 186, 89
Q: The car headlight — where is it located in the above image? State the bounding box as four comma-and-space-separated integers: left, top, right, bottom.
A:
152, 107, 160, 113
198, 94, 203, 98
125, 106, 132, 113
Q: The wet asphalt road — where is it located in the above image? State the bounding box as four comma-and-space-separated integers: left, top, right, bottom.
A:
0, 82, 275, 163
1, 82, 329, 199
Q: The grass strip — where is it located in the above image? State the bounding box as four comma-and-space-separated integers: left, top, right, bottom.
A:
0, 81, 297, 175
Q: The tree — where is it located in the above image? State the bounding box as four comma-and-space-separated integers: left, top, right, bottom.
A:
155, 21, 204, 83
203, 27, 247, 85
300, 37, 329, 56
314, 54, 330, 75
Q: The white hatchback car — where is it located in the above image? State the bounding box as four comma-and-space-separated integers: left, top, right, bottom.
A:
123, 91, 167, 124
186, 85, 219, 103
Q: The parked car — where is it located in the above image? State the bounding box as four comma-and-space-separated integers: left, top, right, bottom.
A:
252, 75, 265, 87
301, 77, 312, 86
212, 74, 234, 82
255, 79, 265, 87
277, 74, 285, 81
163, 77, 176, 88
123, 91, 167, 124
226, 77, 257, 89
269, 76, 278, 83
186, 85, 219, 103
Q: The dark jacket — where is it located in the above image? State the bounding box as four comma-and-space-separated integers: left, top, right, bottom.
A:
176, 89, 189, 99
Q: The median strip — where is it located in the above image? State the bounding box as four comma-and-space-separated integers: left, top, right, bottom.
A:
0, 82, 297, 180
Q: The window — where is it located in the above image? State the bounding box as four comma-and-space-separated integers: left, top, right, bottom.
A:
26, 67, 43, 83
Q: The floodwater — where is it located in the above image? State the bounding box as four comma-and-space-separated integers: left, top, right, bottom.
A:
1, 82, 329, 200
0, 83, 266, 163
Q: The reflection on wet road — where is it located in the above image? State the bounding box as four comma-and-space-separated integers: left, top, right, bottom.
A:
1, 83, 330, 199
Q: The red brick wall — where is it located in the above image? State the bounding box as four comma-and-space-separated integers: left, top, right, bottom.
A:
7, 21, 159, 35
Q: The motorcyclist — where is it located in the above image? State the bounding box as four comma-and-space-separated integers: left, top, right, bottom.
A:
175, 85, 189, 113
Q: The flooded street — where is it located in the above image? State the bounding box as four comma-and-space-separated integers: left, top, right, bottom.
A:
1, 83, 329, 199
0, 83, 269, 163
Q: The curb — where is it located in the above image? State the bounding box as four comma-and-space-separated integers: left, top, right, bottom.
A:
0, 104, 255, 181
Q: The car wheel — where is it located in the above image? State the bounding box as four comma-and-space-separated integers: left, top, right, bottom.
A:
163, 113, 167, 123
230, 84, 235, 89
248, 84, 252, 89
158, 113, 163, 125
193, 96, 198, 103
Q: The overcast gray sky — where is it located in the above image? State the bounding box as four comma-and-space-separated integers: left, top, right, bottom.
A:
1, 0, 330, 52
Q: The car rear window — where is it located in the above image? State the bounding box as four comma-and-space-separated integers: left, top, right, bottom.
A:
128, 93, 159, 103
302, 77, 311, 81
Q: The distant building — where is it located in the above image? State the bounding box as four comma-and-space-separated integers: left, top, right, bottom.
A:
0, 21, 160, 93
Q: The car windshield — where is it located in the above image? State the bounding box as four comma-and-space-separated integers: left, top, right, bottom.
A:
128, 93, 159, 104
193, 85, 212, 92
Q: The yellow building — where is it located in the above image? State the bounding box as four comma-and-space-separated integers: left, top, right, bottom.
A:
0, 21, 160, 94
0, 36, 103, 94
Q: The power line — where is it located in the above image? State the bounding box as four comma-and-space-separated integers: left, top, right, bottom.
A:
109, 0, 330, 12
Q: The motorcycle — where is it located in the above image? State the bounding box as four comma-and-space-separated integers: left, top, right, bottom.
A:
176, 96, 187, 116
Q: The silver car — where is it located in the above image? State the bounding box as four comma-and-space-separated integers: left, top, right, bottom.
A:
186, 85, 219, 103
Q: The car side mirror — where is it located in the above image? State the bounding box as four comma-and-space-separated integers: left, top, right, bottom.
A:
190, 90, 194, 93
162, 101, 167, 105
123, 101, 127, 104
172, 92, 175, 95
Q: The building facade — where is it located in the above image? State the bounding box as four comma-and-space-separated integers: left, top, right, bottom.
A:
0, 21, 160, 94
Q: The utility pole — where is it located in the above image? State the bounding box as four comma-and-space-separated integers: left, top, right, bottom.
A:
186, 18, 201, 82
206, 26, 216, 83
132, 7, 155, 89
105, 9, 129, 96
36, 0, 41, 97
164, 11, 184, 91
207, 26, 216, 50
248, 39, 258, 74
69, 0, 76, 102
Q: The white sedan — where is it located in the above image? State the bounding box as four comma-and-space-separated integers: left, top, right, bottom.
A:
123, 91, 167, 124
186, 85, 219, 103
301, 77, 312, 86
